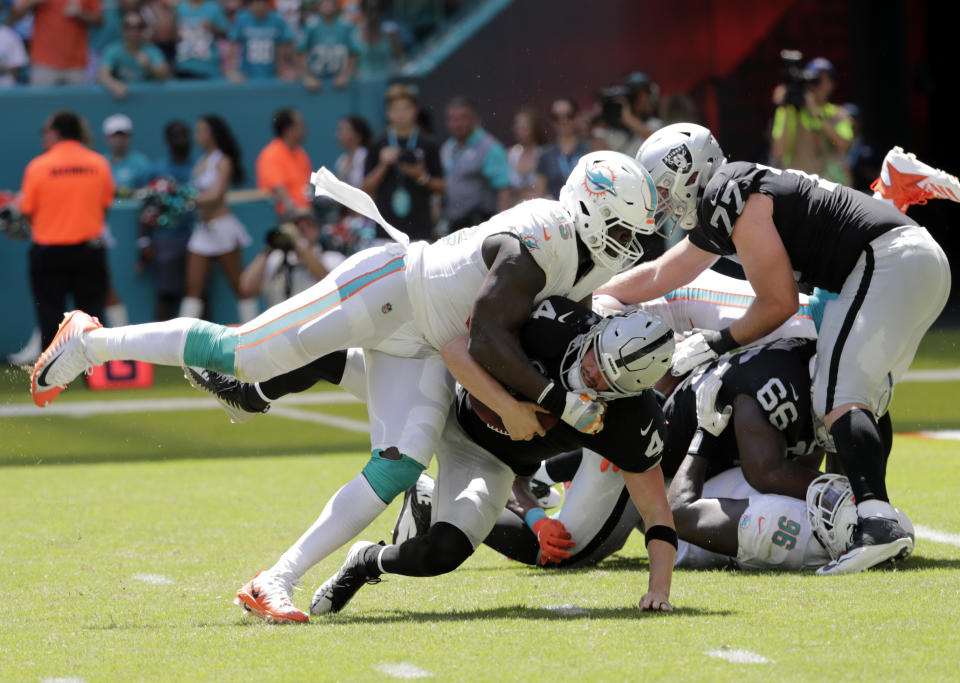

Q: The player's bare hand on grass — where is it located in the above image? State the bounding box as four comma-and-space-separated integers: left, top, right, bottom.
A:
503, 401, 549, 441
639, 591, 673, 612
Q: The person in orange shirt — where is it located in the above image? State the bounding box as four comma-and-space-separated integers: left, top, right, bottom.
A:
256, 108, 313, 217
20, 110, 114, 348
10, 0, 103, 85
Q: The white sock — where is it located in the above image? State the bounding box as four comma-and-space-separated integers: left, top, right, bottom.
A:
84, 318, 195, 366
237, 297, 260, 323
179, 296, 204, 319
105, 302, 129, 328
269, 474, 387, 583
858, 499, 898, 521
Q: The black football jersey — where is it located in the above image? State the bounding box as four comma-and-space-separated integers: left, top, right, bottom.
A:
455, 296, 666, 477
660, 337, 818, 478
690, 161, 917, 292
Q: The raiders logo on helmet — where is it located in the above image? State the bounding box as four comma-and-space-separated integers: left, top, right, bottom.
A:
663, 144, 693, 173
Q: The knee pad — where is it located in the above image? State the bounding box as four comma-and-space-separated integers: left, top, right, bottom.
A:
362, 449, 425, 503
183, 320, 238, 375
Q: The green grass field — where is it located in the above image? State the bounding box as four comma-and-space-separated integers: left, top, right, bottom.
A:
1, 330, 959, 681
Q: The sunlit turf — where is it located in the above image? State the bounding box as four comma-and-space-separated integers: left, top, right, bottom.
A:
0, 439, 958, 681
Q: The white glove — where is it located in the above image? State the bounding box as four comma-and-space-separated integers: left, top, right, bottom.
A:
671, 331, 719, 376
695, 371, 732, 436
560, 390, 606, 434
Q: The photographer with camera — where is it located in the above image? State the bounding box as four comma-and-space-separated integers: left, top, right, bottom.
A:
592, 72, 665, 156
770, 54, 853, 185
362, 83, 444, 241
238, 208, 334, 308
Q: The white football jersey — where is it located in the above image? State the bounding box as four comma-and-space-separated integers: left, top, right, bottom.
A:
674, 467, 830, 571
630, 269, 819, 341
405, 199, 616, 350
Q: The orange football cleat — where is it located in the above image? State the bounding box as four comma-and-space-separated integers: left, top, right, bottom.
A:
31, 310, 102, 407
235, 571, 309, 624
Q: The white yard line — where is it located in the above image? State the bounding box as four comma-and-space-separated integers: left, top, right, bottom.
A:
375, 663, 434, 679
0, 392, 359, 418
900, 368, 960, 382
910, 430, 960, 441
915, 525, 960, 548
269, 406, 368, 433
704, 649, 772, 664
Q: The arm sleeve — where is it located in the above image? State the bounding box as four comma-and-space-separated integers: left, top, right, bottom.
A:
255, 150, 283, 191
19, 162, 37, 215
483, 142, 512, 189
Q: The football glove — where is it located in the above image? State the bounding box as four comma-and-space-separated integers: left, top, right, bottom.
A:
670, 328, 738, 376
694, 371, 732, 436
560, 390, 606, 434
531, 517, 576, 564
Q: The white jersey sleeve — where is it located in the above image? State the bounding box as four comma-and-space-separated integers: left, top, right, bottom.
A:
404, 199, 612, 350
736, 495, 830, 570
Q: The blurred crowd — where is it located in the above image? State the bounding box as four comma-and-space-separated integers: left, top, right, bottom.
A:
0, 0, 469, 94
4, 52, 883, 364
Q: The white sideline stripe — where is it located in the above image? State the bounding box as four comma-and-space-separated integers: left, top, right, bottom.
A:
0, 392, 359, 418
545, 604, 589, 616
914, 430, 960, 441
901, 368, 960, 382
375, 663, 434, 679
915, 525, 960, 547
270, 406, 368, 433
132, 573, 174, 585
705, 649, 772, 664
40, 678, 86, 683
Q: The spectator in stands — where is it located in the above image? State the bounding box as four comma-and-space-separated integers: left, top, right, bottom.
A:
173, 0, 227, 79
362, 83, 443, 241
148, 118, 194, 184
440, 96, 511, 230
20, 111, 114, 349
140, 119, 194, 320
10, 0, 103, 85
141, 0, 179, 64
298, 0, 355, 92
534, 97, 590, 200
770, 56, 853, 185
334, 114, 371, 188
0, 23, 28, 87
256, 107, 313, 218
97, 10, 170, 99
238, 208, 333, 307
102, 113, 151, 197
225, 0, 294, 83
618, 71, 664, 154
507, 106, 546, 206
351, 0, 402, 77
180, 115, 258, 323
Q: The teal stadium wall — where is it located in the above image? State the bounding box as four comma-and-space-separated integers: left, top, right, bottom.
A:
0, 77, 388, 357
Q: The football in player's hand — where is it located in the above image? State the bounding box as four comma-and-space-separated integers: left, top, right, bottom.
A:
469, 394, 559, 435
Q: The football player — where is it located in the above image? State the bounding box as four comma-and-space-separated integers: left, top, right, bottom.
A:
671, 468, 914, 572
479, 337, 826, 570
309, 296, 677, 616
192, 297, 675, 620
30, 152, 657, 617
599, 123, 950, 574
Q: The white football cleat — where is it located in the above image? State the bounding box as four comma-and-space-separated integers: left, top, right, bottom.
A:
31, 310, 102, 407
871, 146, 960, 212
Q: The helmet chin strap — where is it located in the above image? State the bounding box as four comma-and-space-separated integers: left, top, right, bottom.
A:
566, 361, 585, 392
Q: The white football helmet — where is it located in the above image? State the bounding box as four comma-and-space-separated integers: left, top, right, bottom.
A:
559, 150, 658, 272
806, 474, 858, 560
635, 123, 724, 238
561, 309, 675, 399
